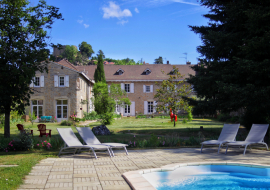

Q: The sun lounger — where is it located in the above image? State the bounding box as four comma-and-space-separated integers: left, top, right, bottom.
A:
225, 124, 269, 155
57, 128, 112, 159
201, 124, 240, 153
76, 127, 129, 156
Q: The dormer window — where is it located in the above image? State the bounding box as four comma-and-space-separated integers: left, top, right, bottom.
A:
142, 68, 151, 75
115, 69, 124, 75
168, 69, 177, 75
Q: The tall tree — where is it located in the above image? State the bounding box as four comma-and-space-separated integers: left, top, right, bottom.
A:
154, 56, 163, 64
94, 54, 106, 83
97, 50, 105, 59
0, 0, 63, 137
187, 0, 270, 130
154, 67, 192, 127
79, 41, 94, 58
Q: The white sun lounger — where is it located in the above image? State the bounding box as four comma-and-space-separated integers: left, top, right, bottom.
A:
200, 124, 240, 153
57, 128, 112, 159
225, 124, 269, 155
76, 127, 129, 156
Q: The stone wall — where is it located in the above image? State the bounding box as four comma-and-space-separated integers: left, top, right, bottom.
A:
30, 63, 90, 120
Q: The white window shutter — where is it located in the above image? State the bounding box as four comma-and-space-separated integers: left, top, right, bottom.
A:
54, 75, 58, 87
153, 101, 157, 113
144, 101, 148, 114
121, 83, 124, 90
108, 85, 110, 93
130, 101, 135, 116
130, 83, 134, 93
30, 77, 34, 87
40, 76, 44, 87
143, 85, 145, 93
65, 75, 69, 87
150, 85, 153, 93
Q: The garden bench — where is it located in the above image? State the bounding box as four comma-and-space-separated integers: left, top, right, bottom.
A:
16, 124, 33, 136
39, 116, 53, 123
37, 124, 51, 137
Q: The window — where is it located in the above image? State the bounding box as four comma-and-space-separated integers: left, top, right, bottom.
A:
59, 76, 65, 86
125, 84, 130, 93
34, 77, 40, 87
115, 69, 124, 75
56, 100, 68, 119
145, 85, 150, 92
125, 104, 130, 114
148, 101, 153, 113
32, 100, 43, 118
142, 69, 151, 75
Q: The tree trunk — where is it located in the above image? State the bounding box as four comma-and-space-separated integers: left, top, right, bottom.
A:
4, 107, 11, 138
173, 110, 176, 127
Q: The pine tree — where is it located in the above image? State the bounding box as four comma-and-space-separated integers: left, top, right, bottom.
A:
94, 54, 106, 83
187, 0, 270, 130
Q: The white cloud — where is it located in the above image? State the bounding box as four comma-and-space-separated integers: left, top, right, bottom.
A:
117, 20, 129, 25
102, 1, 132, 19
84, 24, 89, 28
77, 20, 83, 24
172, 0, 199, 6
135, 7, 139, 13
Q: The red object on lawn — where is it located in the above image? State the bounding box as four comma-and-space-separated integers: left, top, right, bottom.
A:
169, 109, 178, 122
37, 124, 51, 137
16, 124, 33, 136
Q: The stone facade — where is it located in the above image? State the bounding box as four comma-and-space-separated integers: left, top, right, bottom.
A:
30, 62, 94, 122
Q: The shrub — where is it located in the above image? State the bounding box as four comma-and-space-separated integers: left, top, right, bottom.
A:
187, 106, 193, 121
4, 130, 33, 152
28, 111, 37, 125
99, 112, 114, 125
84, 111, 99, 120
217, 113, 231, 122
182, 118, 187, 124
60, 120, 73, 126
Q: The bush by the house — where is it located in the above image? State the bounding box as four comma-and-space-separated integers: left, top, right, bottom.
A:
60, 120, 73, 126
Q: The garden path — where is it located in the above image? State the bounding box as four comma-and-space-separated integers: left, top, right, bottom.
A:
18, 147, 270, 190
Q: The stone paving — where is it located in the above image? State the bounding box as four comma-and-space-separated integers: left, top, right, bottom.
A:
18, 147, 270, 190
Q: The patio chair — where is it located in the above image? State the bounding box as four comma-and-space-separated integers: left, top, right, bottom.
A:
200, 124, 240, 153
76, 127, 129, 156
225, 124, 269, 155
16, 124, 33, 136
57, 128, 112, 159
37, 124, 52, 137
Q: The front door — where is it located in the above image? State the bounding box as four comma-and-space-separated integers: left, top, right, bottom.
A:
56, 100, 68, 122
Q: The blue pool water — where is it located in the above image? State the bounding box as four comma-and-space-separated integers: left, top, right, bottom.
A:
142, 165, 270, 190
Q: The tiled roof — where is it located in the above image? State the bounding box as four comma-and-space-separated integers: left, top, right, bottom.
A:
103, 61, 115, 65
76, 64, 195, 81
56, 59, 78, 71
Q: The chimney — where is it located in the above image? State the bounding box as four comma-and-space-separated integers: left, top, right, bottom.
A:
167, 60, 169, 65
186, 61, 191, 65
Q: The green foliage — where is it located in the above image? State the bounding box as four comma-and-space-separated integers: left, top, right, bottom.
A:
61, 45, 78, 64
187, 106, 193, 121
60, 120, 73, 126
182, 118, 187, 124
34, 140, 52, 150
104, 57, 143, 65
94, 54, 106, 83
109, 83, 131, 109
93, 82, 115, 124
154, 56, 163, 64
187, 0, 270, 129
83, 111, 99, 120
4, 130, 33, 152
154, 66, 192, 127
0, 0, 63, 138
97, 50, 105, 58
99, 112, 114, 125
28, 111, 37, 126
78, 41, 94, 58
148, 134, 160, 147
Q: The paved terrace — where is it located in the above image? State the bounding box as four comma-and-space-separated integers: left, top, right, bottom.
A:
18, 147, 270, 190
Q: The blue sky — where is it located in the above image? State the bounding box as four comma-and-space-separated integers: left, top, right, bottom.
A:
44, 0, 209, 65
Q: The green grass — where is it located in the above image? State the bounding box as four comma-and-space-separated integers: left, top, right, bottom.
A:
0, 151, 57, 190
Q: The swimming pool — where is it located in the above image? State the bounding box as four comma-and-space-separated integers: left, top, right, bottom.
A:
123, 162, 270, 190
